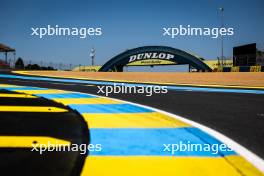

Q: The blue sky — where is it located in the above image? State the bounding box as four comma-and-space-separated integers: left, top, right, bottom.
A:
0, 0, 263, 71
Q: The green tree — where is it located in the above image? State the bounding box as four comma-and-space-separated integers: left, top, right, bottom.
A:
15, 57, 24, 69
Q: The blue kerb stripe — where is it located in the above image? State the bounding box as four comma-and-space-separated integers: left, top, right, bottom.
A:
35, 93, 96, 99
1, 74, 264, 94
89, 127, 236, 156
68, 104, 154, 113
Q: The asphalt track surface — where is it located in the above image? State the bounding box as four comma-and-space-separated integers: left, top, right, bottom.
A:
0, 71, 263, 161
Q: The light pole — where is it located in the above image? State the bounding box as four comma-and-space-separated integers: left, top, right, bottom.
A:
90, 47, 95, 66
219, 7, 224, 67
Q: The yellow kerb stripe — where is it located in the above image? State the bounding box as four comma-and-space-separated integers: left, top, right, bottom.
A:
81, 156, 264, 176
0, 94, 36, 98
53, 97, 122, 105
0, 106, 68, 112
82, 112, 189, 128
0, 84, 23, 87
14, 89, 68, 94
0, 136, 70, 148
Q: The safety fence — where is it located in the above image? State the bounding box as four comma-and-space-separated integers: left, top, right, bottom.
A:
216, 66, 264, 72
